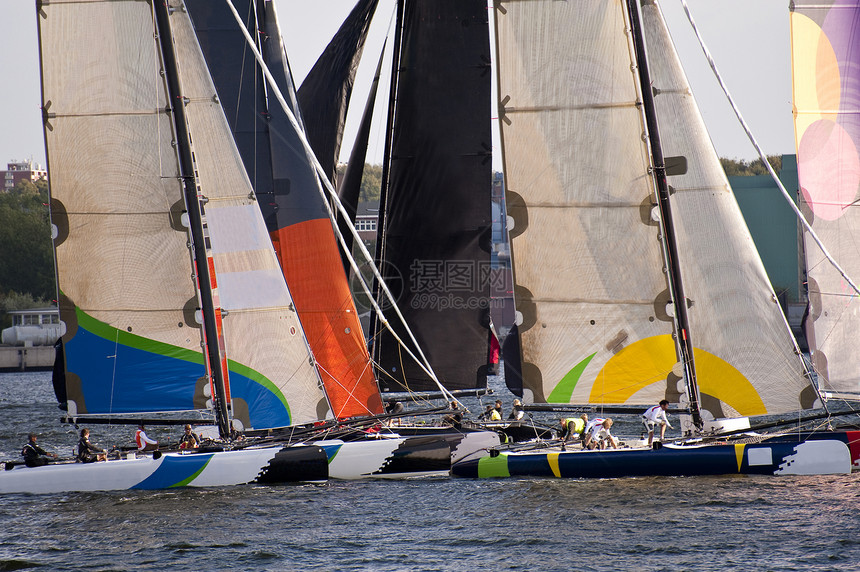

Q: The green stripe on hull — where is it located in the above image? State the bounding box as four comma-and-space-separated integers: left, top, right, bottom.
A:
477, 454, 510, 478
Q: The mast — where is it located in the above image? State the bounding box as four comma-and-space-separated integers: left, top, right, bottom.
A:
370, 0, 406, 365
626, 0, 702, 428
154, 0, 231, 438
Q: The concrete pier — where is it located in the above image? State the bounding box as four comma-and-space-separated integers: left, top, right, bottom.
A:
0, 345, 55, 372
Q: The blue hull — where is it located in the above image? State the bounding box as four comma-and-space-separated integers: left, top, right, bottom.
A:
452, 434, 857, 478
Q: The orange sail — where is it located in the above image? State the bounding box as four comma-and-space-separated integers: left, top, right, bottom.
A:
271, 220, 382, 418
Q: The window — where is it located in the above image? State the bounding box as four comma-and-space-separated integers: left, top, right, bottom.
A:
356, 218, 377, 232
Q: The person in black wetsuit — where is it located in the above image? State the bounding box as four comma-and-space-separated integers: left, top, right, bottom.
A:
22, 433, 57, 467
442, 401, 463, 430
76, 428, 106, 463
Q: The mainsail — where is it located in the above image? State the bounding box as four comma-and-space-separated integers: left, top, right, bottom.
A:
40, 0, 328, 430
791, 1, 860, 400
186, 0, 383, 419
297, 0, 380, 187
641, 2, 816, 418
497, 0, 814, 419
373, 0, 493, 393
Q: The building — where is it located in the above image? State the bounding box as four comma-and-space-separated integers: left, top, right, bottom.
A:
0, 307, 60, 371
2, 159, 47, 191
355, 200, 379, 244
730, 154, 807, 348
2, 307, 62, 347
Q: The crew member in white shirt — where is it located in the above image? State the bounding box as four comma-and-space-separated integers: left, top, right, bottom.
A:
642, 400, 673, 446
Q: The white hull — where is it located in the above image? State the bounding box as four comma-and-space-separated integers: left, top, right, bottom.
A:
0, 435, 455, 494
1, 447, 290, 494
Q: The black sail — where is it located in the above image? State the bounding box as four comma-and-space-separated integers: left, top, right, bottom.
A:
297, 0, 379, 187
338, 43, 386, 272
374, 0, 492, 393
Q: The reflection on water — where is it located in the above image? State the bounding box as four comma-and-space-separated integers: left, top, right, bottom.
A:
0, 372, 859, 571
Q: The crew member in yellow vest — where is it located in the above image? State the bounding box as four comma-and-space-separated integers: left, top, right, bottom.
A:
560, 414, 588, 442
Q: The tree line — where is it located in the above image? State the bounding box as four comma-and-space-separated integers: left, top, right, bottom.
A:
720, 155, 782, 177
0, 179, 54, 327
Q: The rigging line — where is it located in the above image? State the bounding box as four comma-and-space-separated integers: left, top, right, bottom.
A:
109, 328, 119, 416
680, 0, 860, 302
313, 361, 375, 419
223, 0, 457, 406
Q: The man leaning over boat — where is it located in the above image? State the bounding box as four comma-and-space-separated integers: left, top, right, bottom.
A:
583, 419, 618, 450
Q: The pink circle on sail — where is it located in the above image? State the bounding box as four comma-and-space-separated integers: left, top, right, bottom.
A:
798, 119, 860, 221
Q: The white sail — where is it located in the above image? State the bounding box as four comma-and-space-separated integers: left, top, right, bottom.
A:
496, 0, 675, 406
496, 0, 815, 418
791, 1, 860, 400
39, 0, 328, 428
642, 1, 815, 418
40, 0, 209, 415
167, 0, 330, 428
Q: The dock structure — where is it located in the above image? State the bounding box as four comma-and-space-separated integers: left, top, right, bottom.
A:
0, 345, 55, 372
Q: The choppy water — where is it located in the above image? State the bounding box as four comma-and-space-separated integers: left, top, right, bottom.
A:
1, 371, 859, 571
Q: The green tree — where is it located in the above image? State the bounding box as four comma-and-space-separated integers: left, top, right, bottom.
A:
336, 163, 383, 202
359, 164, 383, 202
720, 155, 783, 177
0, 179, 55, 303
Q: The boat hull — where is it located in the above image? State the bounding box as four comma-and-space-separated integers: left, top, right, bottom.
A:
0, 445, 329, 494
0, 435, 456, 493
323, 436, 451, 479
379, 428, 503, 463
452, 434, 857, 479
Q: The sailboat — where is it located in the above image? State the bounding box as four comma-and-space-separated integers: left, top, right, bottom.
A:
453, 0, 860, 479
297, 0, 550, 443
183, 0, 501, 460
0, 0, 466, 494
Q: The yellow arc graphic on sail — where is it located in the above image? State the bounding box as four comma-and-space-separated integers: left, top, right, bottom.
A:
584, 335, 767, 416
791, 12, 860, 222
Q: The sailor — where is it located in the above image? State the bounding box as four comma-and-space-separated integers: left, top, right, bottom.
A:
478, 404, 495, 421
490, 400, 503, 422
385, 399, 404, 426
585, 418, 618, 450
21, 433, 57, 467
385, 399, 404, 415
642, 400, 673, 446
508, 399, 524, 421
442, 401, 463, 429
560, 414, 588, 442
76, 428, 106, 463
229, 420, 245, 441
178, 424, 200, 450
581, 417, 605, 449
135, 424, 158, 452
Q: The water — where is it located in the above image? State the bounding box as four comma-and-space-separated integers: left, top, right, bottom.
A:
1, 371, 859, 571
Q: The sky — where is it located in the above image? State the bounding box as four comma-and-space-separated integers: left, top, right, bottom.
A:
0, 1, 795, 170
